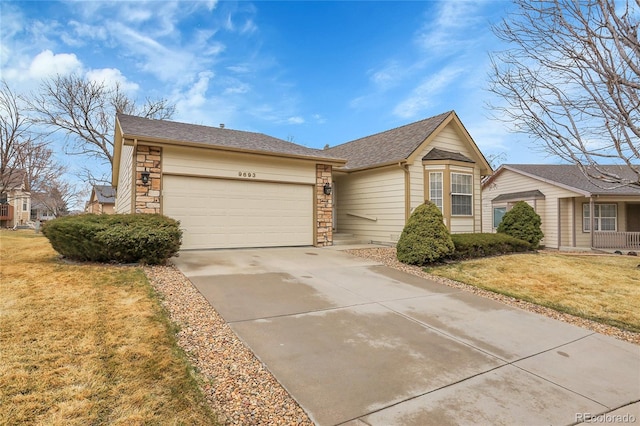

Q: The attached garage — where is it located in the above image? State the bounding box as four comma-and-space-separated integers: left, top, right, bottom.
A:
163, 176, 313, 249
112, 114, 343, 250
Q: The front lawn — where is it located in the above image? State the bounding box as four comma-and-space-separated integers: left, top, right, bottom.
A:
0, 230, 218, 425
425, 252, 640, 333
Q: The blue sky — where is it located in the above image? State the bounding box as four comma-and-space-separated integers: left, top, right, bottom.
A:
1, 0, 557, 185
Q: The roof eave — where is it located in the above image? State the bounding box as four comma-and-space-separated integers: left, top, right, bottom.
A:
335, 159, 408, 173
121, 134, 347, 166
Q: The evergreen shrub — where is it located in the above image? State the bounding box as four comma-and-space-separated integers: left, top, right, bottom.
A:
42, 214, 182, 265
396, 201, 454, 265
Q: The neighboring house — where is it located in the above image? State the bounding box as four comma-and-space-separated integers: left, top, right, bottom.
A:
482, 164, 640, 251
86, 185, 116, 214
30, 196, 57, 222
112, 111, 491, 249
0, 169, 31, 228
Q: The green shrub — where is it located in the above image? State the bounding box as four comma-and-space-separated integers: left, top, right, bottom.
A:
449, 233, 532, 260
42, 214, 182, 265
497, 201, 544, 248
396, 201, 455, 265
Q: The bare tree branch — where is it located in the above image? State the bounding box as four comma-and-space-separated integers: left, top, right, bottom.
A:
0, 80, 47, 199
29, 75, 176, 176
488, 0, 640, 187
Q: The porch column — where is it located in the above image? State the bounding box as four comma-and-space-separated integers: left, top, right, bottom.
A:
316, 164, 333, 247
557, 198, 561, 249
590, 197, 595, 248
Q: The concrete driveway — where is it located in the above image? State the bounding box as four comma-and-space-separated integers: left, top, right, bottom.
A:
173, 247, 640, 426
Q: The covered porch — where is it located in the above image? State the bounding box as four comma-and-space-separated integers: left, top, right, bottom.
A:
559, 196, 640, 252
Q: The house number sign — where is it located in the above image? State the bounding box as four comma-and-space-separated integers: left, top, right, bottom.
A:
238, 171, 257, 178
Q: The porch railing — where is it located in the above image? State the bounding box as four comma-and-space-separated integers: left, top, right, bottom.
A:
0, 204, 13, 220
593, 231, 640, 250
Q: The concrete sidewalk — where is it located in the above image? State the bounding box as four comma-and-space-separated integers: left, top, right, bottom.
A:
173, 247, 640, 426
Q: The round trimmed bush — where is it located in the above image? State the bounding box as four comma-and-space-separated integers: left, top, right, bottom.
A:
497, 201, 544, 248
396, 201, 455, 265
42, 214, 182, 264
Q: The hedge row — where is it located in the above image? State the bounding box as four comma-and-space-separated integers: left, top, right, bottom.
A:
42, 214, 182, 265
448, 233, 532, 260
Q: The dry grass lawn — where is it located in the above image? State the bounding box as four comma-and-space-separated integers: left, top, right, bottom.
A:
426, 252, 640, 333
0, 230, 218, 425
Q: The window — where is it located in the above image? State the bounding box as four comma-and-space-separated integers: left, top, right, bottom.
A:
451, 173, 472, 216
583, 204, 617, 232
22, 198, 28, 212
493, 207, 506, 228
429, 172, 443, 212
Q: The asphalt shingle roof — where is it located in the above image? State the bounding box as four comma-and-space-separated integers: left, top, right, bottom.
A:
93, 185, 116, 204
503, 164, 640, 196
492, 190, 545, 202
117, 114, 344, 162
324, 111, 453, 170
422, 148, 474, 163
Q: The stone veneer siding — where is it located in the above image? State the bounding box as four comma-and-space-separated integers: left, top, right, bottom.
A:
135, 145, 162, 214
316, 164, 333, 246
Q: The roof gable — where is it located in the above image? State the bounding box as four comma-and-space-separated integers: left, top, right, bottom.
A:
116, 114, 345, 163
485, 164, 640, 196
325, 111, 492, 174
92, 185, 116, 204
324, 111, 453, 170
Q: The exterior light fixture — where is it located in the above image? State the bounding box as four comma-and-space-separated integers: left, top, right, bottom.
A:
323, 182, 332, 195
141, 171, 150, 185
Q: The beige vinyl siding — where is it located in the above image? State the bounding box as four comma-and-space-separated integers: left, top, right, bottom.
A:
559, 198, 575, 248
163, 146, 315, 184
428, 124, 473, 154
115, 144, 134, 214
335, 167, 406, 243
482, 169, 580, 248
410, 123, 483, 233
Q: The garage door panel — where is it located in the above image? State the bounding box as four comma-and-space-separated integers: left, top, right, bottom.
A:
163, 176, 313, 249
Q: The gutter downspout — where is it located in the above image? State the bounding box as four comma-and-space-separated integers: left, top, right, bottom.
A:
399, 162, 410, 222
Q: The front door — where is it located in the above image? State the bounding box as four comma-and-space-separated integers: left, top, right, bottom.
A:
627, 204, 640, 232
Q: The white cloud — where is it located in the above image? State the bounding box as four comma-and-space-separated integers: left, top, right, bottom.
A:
287, 116, 304, 124
414, 1, 484, 52
86, 68, 139, 93
28, 50, 83, 79
223, 82, 250, 95
393, 67, 464, 118
312, 114, 326, 124
227, 64, 251, 73
175, 71, 214, 111
369, 60, 404, 90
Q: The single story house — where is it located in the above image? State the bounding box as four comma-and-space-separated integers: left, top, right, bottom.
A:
85, 185, 116, 214
112, 111, 492, 249
482, 164, 640, 251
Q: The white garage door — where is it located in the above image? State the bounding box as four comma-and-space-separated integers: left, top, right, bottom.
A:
163, 176, 314, 249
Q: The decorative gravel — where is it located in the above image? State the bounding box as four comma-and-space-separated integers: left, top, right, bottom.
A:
144, 247, 637, 424
344, 247, 640, 346
144, 265, 313, 426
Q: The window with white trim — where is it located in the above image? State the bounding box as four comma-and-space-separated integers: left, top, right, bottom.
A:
493, 207, 506, 229
429, 172, 443, 212
583, 203, 617, 232
451, 173, 472, 216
